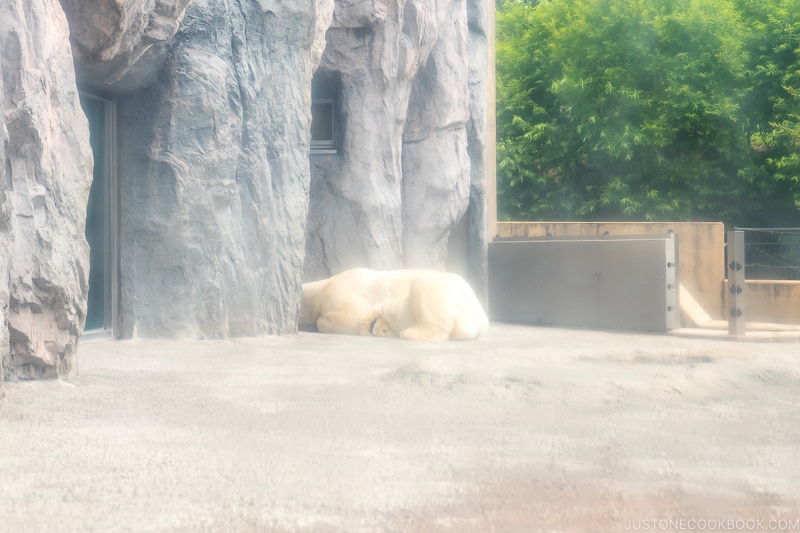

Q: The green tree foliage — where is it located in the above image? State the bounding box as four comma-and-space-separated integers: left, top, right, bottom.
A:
496, 0, 800, 225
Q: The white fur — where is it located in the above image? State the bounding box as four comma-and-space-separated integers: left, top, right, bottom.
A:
299, 268, 489, 341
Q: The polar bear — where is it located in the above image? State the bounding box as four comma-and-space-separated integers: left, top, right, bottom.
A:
298, 268, 489, 341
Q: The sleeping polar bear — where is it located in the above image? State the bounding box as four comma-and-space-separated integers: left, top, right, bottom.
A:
298, 268, 489, 341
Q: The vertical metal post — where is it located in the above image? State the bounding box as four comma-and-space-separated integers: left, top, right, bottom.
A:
727, 230, 745, 335
665, 232, 680, 331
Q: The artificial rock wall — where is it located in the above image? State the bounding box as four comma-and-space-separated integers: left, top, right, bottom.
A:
303, 0, 489, 295
1, 39, 7, 393
58, 0, 334, 339
1, 0, 94, 381
112, 0, 323, 338
0, 0, 487, 381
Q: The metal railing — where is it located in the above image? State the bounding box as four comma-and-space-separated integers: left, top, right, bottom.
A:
737, 228, 800, 281
725, 227, 800, 335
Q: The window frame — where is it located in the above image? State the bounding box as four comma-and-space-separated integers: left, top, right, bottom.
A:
79, 90, 120, 340
310, 97, 337, 155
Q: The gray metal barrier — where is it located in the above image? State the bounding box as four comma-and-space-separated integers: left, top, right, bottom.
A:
488, 233, 680, 332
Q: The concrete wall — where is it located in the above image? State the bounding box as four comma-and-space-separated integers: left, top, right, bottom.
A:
497, 222, 726, 321
498, 222, 800, 326
723, 280, 800, 326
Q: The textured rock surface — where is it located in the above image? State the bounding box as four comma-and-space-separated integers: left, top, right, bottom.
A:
304, 0, 435, 280
115, 0, 322, 338
402, 0, 471, 269
1, 0, 485, 359
0, 56, 7, 394
1, 0, 93, 378
464, 0, 489, 305
60, 0, 193, 92
312, 0, 336, 69
304, 0, 488, 288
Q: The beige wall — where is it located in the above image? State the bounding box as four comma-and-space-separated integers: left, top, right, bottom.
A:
497, 222, 726, 320
722, 280, 800, 326
497, 222, 800, 325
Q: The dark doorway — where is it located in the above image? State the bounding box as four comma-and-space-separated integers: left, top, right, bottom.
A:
79, 92, 117, 335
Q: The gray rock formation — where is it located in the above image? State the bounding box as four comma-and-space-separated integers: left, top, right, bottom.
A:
0, 0, 486, 380
60, 0, 193, 92
112, 0, 323, 338
305, 0, 414, 279
465, 0, 489, 305
303, 0, 489, 296
1, 55, 8, 394
304, 0, 433, 280
1, 0, 93, 379
313, 0, 336, 68
402, 0, 471, 269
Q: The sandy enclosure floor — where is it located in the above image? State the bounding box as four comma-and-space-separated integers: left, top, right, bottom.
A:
1, 323, 799, 532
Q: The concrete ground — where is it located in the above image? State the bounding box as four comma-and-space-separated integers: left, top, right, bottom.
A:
1, 323, 799, 532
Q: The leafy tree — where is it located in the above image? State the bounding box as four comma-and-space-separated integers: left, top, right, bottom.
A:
496, 0, 800, 225
745, 0, 800, 222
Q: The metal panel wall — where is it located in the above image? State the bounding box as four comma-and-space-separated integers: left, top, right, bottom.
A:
488, 235, 679, 332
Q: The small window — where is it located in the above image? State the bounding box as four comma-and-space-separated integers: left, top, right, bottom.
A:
311, 70, 342, 155
311, 98, 335, 153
